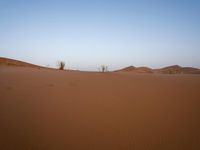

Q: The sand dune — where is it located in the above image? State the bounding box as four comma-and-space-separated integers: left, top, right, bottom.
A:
0, 58, 200, 150
154, 65, 200, 74
1, 57, 200, 74
117, 65, 200, 74
0, 57, 42, 68
116, 66, 153, 73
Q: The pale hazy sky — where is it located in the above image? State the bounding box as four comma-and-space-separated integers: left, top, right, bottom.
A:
0, 0, 200, 70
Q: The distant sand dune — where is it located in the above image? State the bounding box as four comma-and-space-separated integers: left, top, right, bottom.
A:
1, 57, 200, 74
117, 65, 200, 74
116, 66, 153, 73
154, 65, 200, 74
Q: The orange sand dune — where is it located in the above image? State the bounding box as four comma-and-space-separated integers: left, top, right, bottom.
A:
0, 64, 200, 150
1, 57, 200, 74
116, 66, 153, 73
117, 65, 200, 74
155, 65, 200, 74
0, 57, 42, 68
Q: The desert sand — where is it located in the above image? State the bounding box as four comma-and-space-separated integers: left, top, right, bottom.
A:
0, 59, 200, 150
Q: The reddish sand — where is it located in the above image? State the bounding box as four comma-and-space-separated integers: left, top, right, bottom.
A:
0, 57, 42, 68
0, 65, 200, 150
116, 65, 200, 74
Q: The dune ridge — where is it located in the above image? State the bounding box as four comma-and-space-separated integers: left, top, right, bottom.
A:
0, 57, 42, 68
116, 65, 200, 74
1, 57, 200, 74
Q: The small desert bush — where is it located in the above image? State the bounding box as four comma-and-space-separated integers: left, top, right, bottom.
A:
101, 65, 108, 72
58, 61, 65, 70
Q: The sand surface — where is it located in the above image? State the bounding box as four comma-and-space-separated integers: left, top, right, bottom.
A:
0, 66, 200, 150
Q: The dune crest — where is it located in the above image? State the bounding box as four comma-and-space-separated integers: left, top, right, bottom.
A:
0, 57, 41, 68
117, 65, 200, 74
1, 57, 200, 74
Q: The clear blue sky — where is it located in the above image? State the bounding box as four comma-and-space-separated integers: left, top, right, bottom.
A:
0, 0, 200, 70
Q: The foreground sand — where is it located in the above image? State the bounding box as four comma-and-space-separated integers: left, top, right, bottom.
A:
0, 66, 200, 150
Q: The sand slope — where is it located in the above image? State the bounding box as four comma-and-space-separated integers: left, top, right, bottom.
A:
0, 57, 42, 68
155, 65, 200, 74
117, 65, 200, 74
0, 65, 200, 150
116, 66, 153, 73
1, 57, 200, 74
